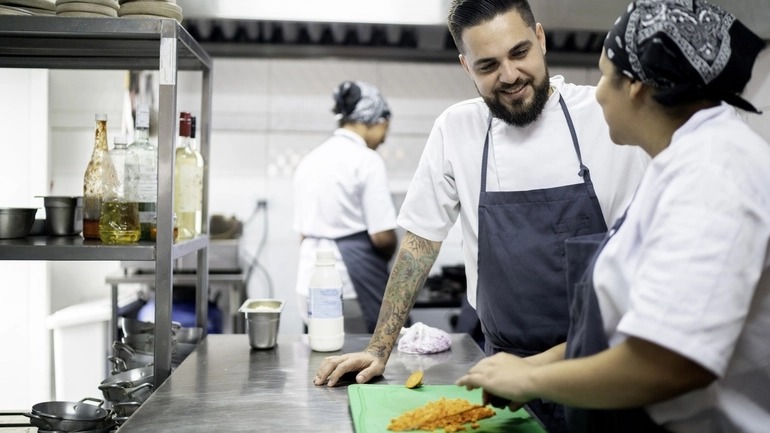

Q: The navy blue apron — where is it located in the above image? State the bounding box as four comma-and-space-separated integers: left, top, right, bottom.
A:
476, 96, 608, 433
564, 213, 671, 433
336, 231, 390, 333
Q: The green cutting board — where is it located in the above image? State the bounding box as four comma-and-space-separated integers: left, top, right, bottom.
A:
348, 384, 546, 433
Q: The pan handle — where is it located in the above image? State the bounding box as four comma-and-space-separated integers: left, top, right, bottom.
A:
77, 397, 105, 408
112, 341, 136, 358
23, 412, 54, 430
126, 382, 154, 396
108, 355, 128, 373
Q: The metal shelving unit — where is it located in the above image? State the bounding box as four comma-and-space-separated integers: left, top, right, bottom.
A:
0, 16, 213, 387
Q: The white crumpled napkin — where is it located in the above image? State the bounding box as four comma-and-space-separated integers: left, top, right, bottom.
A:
397, 322, 452, 354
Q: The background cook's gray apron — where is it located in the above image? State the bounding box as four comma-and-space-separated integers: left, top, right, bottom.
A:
476, 96, 608, 433
564, 214, 671, 433
335, 231, 390, 333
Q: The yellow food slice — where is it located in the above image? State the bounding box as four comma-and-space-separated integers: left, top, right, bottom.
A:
405, 370, 424, 389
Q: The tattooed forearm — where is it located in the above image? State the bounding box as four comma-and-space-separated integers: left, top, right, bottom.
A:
366, 231, 441, 361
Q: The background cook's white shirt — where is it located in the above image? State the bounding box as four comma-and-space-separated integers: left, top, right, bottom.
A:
593, 104, 770, 433
397, 75, 649, 307
293, 128, 397, 302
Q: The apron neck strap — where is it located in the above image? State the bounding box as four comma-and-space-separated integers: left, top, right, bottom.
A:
480, 94, 589, 194
480, 113, 494, 193
557, 95, 589, 178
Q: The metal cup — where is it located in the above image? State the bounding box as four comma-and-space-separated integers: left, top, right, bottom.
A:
239, 299, 283, 349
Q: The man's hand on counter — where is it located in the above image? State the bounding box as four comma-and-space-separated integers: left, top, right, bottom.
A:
314, 351, 386, 387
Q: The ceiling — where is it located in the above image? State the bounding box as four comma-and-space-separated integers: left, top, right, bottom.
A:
176, 0, 770, 67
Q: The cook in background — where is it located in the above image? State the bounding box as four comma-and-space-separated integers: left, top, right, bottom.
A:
293, 80, 398, 334
456, 1, 769, 432
313, 1, 649, 432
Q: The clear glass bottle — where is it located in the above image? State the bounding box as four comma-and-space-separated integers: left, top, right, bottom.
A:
128, 104, 157, 241
99, 136, 141, 244
82, 113, 110, 240
308, 249, 345, 352
174, 112, 204, 240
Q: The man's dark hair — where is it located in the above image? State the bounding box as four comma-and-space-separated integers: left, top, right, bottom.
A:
448, 0, 537, 53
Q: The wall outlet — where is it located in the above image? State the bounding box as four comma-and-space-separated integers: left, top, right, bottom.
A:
256, 199, 268, 209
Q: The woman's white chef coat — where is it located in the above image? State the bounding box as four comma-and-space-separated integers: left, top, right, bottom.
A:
593, 104, 770, 433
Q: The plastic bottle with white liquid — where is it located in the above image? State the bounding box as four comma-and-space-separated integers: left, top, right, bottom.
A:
307, 249, 345, 352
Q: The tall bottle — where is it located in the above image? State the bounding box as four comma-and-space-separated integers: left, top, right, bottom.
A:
174, 112, 204, 239
308, 249, 345, 352
128, 104, 157, 241
82, 113, 110, 240
99, 136, 141, 244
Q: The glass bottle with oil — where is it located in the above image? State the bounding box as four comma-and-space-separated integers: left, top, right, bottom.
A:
100, 136, 141, 244
82, 113, 109, 240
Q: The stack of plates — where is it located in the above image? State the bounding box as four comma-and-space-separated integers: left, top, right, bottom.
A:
118, 0, 182, 22
0, 0, 55, 15
55, 0, 119, 17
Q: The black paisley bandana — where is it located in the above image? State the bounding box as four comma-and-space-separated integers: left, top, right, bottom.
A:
605, 0, 766, 113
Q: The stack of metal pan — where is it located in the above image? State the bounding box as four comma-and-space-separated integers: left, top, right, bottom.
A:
98, 366, 154, 428
23, 398, 114, 432
111, 316, 202, 372
102, 317, 203, 427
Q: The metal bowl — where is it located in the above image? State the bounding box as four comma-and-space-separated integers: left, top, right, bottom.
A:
40, 196, 83, 236
174, 326, 203, 344
99, 381, 153, 404
120, 316, 181, 336
111, 401, 142, 418
0, 208, 38, 239
111, 341, 154, 372
100, 366, 154, 388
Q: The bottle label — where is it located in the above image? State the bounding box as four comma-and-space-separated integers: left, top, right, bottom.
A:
308, 287, 342, 319
176, 164, 203, 212
138, 202, 156, 225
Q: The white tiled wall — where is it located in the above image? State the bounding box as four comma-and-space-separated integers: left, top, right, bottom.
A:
0, 69, 51, 409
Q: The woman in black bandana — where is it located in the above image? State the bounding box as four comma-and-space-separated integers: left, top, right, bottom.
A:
457, 1, 769, 432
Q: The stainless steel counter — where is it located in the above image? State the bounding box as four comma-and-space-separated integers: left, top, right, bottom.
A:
117, 334, 487, 432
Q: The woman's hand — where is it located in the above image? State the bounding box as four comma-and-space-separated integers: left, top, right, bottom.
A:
456, 352, 535, 407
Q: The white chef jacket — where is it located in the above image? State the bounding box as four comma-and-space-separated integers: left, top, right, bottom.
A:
593, 104, 770, 433
293, 128, 397, 302
397, 75, 649, 307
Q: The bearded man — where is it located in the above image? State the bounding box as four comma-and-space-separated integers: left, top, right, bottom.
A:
314, 1, 650, 432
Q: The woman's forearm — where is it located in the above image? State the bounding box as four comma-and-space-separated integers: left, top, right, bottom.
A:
530, 337, 716, 408
525, 343, 566, 366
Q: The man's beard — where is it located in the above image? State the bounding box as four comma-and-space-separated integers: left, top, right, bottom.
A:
481, 70, 550, 127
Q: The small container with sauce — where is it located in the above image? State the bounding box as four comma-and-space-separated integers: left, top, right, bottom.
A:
150, 214, 178, 241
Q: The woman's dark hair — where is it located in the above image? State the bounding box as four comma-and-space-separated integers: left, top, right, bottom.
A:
332, 81, 362, 119
448, 0, 537, 53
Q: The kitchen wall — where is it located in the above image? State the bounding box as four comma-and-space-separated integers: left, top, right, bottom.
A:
2, 49, 769, 408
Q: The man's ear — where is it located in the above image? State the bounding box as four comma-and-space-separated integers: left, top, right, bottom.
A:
459, 53, 472, 76
536, 23, 546, 54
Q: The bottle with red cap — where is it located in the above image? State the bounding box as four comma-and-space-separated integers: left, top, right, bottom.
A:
174, 112, 204, 239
